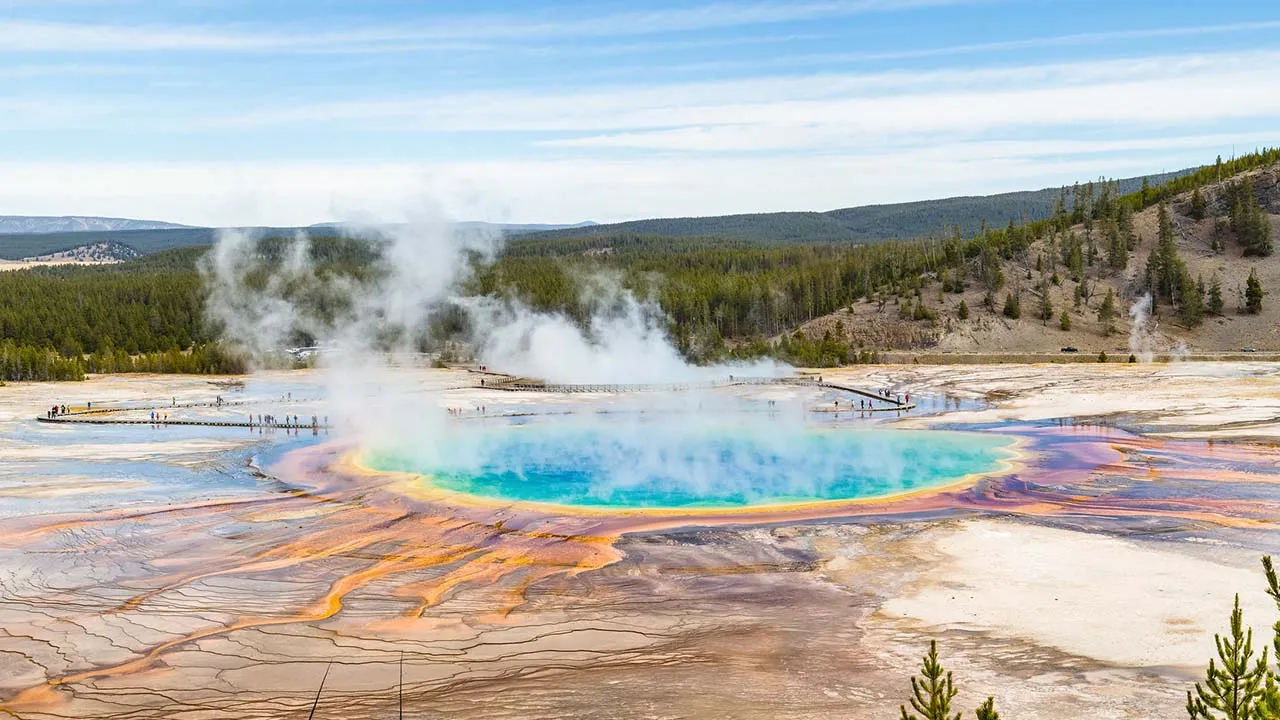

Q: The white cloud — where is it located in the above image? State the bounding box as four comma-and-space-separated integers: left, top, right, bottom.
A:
207, 50, 1280, 140
0, 133, 1265, 227
0, 0, 980, 53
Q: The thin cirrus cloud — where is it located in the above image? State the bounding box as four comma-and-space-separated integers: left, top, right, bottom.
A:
0, 0, 983, 53
633, 19, 1280, 75
539, 74, 1280, 152
203, 50, 1280, 143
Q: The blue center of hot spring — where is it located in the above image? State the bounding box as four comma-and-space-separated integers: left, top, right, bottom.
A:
368, 422, 1013, 509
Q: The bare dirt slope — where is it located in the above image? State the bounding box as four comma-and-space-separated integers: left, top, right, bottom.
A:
797, 164, 1280, 355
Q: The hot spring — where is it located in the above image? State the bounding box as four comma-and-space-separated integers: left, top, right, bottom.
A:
365, 417, 1016, 510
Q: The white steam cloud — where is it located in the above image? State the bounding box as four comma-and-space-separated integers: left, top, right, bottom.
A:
1128, 293, 1156, 362
199, 210, 792, 454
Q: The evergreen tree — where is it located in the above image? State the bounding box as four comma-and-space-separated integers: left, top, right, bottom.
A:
957, 299, 969, 320
1150, 202, 1187, 304
1191, 187, 1208, 221
1257, 557, 1280, 719
1119, 202, 1138, 252
1246, 269, 1264, 314
1179, 269, 1205, 327
1209, 276, 1225, 315
1187, 595, 1268, 720
1038, 284, 1054, 325
900, 641, 960, 720
1002, 293, 1021, 320
1228, 178, 1274, 257
1059, 310, 1071, 332
1145, 249, 1161, 309
1097, 289, 1118, 335
974, 698, 1000, 720
1106, 217, 1128, 271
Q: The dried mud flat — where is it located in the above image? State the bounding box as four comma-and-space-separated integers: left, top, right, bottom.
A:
1, 364, 1279, 719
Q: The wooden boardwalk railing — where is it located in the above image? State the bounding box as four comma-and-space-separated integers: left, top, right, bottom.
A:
486, 375, 912, 408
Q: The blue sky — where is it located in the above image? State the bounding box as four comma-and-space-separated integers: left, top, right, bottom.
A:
0, 0, 1278, 226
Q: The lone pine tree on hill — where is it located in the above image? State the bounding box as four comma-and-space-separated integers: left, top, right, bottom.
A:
1038, 284, 1054, 325
1097, 288, 1118, 335
1246, 269, 1265, 314
1002, 293, 1021, 320
1179, 272, 1206, 328
1209, 275, 1225, 316
1191, 186, 1208, 221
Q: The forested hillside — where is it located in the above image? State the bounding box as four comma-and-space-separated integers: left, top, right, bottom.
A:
0, 150, 1272, 380
481, 150, 1278, 365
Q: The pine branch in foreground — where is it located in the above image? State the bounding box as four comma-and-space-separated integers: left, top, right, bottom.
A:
900, 640, 961, 720
1187, 594, 1268, 720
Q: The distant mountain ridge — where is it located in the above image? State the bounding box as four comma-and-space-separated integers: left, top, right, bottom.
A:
0, 222, 600, 261
0, 167, 1200, 260
520, 169, 1197, 245
0, 216, 194, 234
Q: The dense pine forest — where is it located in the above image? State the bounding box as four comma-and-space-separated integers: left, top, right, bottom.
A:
0, 149, 1275, 380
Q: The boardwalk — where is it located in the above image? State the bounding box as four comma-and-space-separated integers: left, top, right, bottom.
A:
486, 375, 915, 410
37, 416, 329, 430
37, 396, 330, 430
33, 374, 913, 429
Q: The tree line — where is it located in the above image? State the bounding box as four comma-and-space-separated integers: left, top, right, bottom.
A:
0, 148, 1274, 377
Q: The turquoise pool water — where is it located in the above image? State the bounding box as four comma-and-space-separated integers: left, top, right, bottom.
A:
368, 420, 1015, 509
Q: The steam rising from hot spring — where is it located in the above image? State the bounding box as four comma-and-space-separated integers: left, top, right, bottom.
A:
199, 213, 790, 445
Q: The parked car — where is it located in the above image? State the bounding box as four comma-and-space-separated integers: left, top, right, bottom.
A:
1241, 347, 1258, 352
1060, 346, 1079, 353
